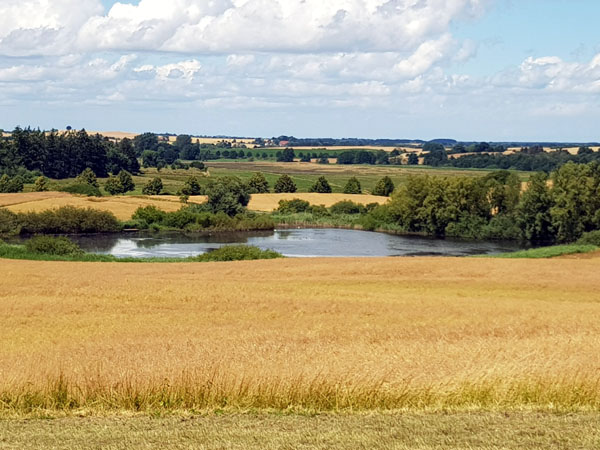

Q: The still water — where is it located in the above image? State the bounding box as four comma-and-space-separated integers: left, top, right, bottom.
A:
68, 228, 524, 258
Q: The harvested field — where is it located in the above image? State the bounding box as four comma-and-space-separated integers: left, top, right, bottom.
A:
1, 192, 201, 221
248, 193, 387, 211
0, 256, 599, 413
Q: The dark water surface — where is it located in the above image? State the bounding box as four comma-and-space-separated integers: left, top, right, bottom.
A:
67, 228, 524, 258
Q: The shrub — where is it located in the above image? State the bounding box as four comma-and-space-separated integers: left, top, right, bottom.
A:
0, 208, 19, 235
18, 206, 120, 234
104, 175, 123, 195
277, 199, 311, 214
309, 204, 330, 217
309, 176, 332, 193
343, 177, 362, 194
0, 174, 24, 193
58, 183, 102, 197
132, 206, 167, 224
25, 236, 84, 256
193, 245, 282, 262
142, 177, 163, 195
274, 174, 297, 193
34, 176, 49, 192
577, 230, 600, 246
162, 209, 198, 229
205, 176, 250, 216
329, 200, 365, 215
190, 161, 206, 170
76, 168, 99, 188
247, 172, 270, 193
372, 176, 395, 196
180, 176, 203, 196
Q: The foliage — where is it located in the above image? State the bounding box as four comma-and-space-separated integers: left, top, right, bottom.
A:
192, 245, 283, 262
58, 183, 102, 197
343, 177, 362, 194
309, 176, 332, 193
76, 168, 99, 188
34, 176, 49, 192
329, 200, 365, 215
25, 236, 84, 256
422, 143, 448, 166
372, 176, 395, 196
274, 174, 297, 193
277, 199, 311, 214
180, 176, 204, 196
0, 174, 24, 193
205, 176, 251, 216
132, 206, 167, 224
17, 206, 121, 234
104, 170, 135, 196
142, 177, 163, 195
516, 172, 554, 243
247, 172, 270, 193
576, 230, 600, 246
277, 148, 295, 162
491, 244, 598, 259
0, 208, 19, 235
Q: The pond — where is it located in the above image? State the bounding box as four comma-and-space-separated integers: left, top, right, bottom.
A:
66, 228, 524, 258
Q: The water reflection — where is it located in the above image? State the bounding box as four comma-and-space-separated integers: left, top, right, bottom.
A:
66, 228, 524, 259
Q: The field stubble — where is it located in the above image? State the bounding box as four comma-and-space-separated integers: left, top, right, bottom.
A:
0, 257, 600, 414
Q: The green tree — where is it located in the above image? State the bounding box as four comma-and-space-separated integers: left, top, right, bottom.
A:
343, 177, 362, 194
205, 176, 251, 216
422, 143, 448, 166
274, 174, 297, 193
277, 148, 295, 162
76, 168, 99, 187
118, 170, 135, 193
407, 153, 419, 165
142, 177, 163, 195
372, 176, 395, 196
309, 176, 332, 193
104, 175, 123, 195
180, 176, 203, 196
34, 176, 49, 192
247, 172, 270, 193
516, 172, 554, 242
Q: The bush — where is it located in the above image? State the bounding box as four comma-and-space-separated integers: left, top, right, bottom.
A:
18, 206, 121, 234
0, 208, 19, 235
205, 176, 250, 216
577, 230, 600, 246
76, 168, 99, 188
190, 161, 206, 170
372, 176, 395, 196
142, 177, 163, 195
309, 176, 332, 193
193, 245, 282, 262
247, 172, 270, 193
274, 174, 297, 193
0, 174, 24, 193
309, 204, 330, 217
132, 206, 167, 224
343, 177, 362, 194
277, 199, 311, 214
329, 200, 365, 215
25, 236, 84, 256
180, 176, 204, 196
58, 183, 102, 197
34, 176, 49, 192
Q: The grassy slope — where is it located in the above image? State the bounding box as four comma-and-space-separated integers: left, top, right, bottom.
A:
492, 244, 598, 258
1, 413, 599, 450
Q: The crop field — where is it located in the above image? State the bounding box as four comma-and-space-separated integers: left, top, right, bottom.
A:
1, 256, 600, 415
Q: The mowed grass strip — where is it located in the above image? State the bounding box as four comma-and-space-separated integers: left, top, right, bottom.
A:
1, 412, 599, 449
1, 256, 600, 413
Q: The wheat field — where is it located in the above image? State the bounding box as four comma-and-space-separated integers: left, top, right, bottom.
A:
1, 256, 599, 413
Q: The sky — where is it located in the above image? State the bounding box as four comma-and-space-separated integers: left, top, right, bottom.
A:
0, 0, 599, 141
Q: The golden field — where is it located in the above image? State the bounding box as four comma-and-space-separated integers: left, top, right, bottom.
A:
1, 192, 193, 221
1, 192, 386, 219
1, 256, 600, 413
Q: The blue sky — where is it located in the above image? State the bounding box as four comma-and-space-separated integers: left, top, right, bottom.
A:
0, 0, 599, 141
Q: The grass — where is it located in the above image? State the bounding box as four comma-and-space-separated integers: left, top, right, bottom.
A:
0, 256, 599, 414
491, 243, 599, 258
1, 412, 599, 449
0, 242, 282, 263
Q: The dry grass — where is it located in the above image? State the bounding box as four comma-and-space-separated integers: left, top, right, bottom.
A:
1, 193, 196, 220
248, 193, 387, 211
1, 412, 599, 449
0, 256, 599, 413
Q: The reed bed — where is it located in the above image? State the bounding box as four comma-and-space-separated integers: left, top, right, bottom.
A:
1, 256, 599, 414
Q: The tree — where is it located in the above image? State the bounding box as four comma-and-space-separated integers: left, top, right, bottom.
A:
247, 172, 270, 193
309, 176, 332, 193
343, 177, 362, 194
277, 148, 295, 162
422, 143, 448, 166
118, 138, 140, 173
180, 176, 203, 196
205, 176, 251, 216
76, 168, 99, 187
104, 175, 123, 195
274, 174, 297, 193
34, 176, 49, 192
0, 174, 24, 193
372, 176, 395, 196
407, 153, 419, 165
142, 177, 163, 195
516, 172, 554, 242
118, 170, 135, 193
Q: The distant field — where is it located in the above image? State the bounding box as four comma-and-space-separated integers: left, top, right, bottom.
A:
1, 191, 385, 219
1, 256, 599, 414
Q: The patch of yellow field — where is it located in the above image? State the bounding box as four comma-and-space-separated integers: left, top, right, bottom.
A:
0, 256, 599, 411
248, 193, 388, 211
1, 192, 203, 220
